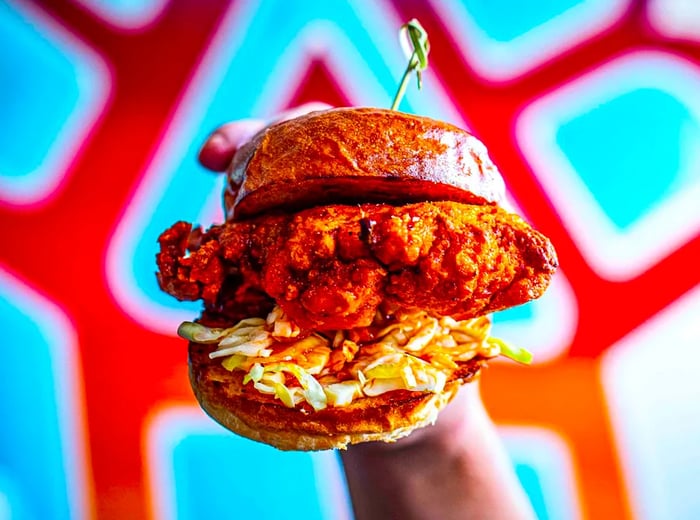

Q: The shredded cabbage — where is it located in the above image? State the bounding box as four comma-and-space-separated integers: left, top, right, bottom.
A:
181, 305, 533, 410
325, 381, 363, 406
221, 354, 247, 371
243, 363, 264, 384
177, 322, 227, 343
364, 355, 446, 394
209, 340, 272, 359
271, 382, 295, 408
263, 363, 327, 411
363, 377, 406, 396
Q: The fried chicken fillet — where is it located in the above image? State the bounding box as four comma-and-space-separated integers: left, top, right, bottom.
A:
157, 202, 556, 330
156, 107, 558, 450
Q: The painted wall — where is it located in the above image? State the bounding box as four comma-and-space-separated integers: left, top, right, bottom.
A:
1, 0, 699, 518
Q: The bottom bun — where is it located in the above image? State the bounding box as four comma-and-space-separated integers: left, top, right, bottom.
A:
189, 341, 484, 451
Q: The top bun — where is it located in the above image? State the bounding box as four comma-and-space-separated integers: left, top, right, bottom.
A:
225, 107, 505, 220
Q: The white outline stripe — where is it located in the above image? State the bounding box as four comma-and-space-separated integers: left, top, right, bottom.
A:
602, 283, 700, 520
71, 0, 168, 31
0, 0, 111, 206
0, 267, 93, 520
501, 425, 583, 520
428, 0, 631, 82
517, 50, 700, 280
145, 404, 344, 520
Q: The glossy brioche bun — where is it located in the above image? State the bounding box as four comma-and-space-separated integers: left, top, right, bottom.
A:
189, 341, 484, 451
225, 107, 505, 220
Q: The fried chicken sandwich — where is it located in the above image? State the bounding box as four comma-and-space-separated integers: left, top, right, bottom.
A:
156, 107, 558, 450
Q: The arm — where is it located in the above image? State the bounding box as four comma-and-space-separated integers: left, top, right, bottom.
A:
340, 384, 534, 520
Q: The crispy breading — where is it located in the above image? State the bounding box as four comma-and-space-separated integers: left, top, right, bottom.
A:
157, 201, 558, 330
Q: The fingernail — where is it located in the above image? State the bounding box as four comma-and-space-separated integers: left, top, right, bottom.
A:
208, 131, 229, 150
199, 132, 233, 171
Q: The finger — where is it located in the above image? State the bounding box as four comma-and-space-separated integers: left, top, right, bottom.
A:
198, 119, 265, 172
198, 102, 333, 172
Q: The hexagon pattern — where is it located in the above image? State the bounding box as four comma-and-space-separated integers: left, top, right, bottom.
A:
1, 0, 698, 518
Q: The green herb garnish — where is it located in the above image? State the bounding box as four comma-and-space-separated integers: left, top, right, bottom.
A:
391, 19, 430, 110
